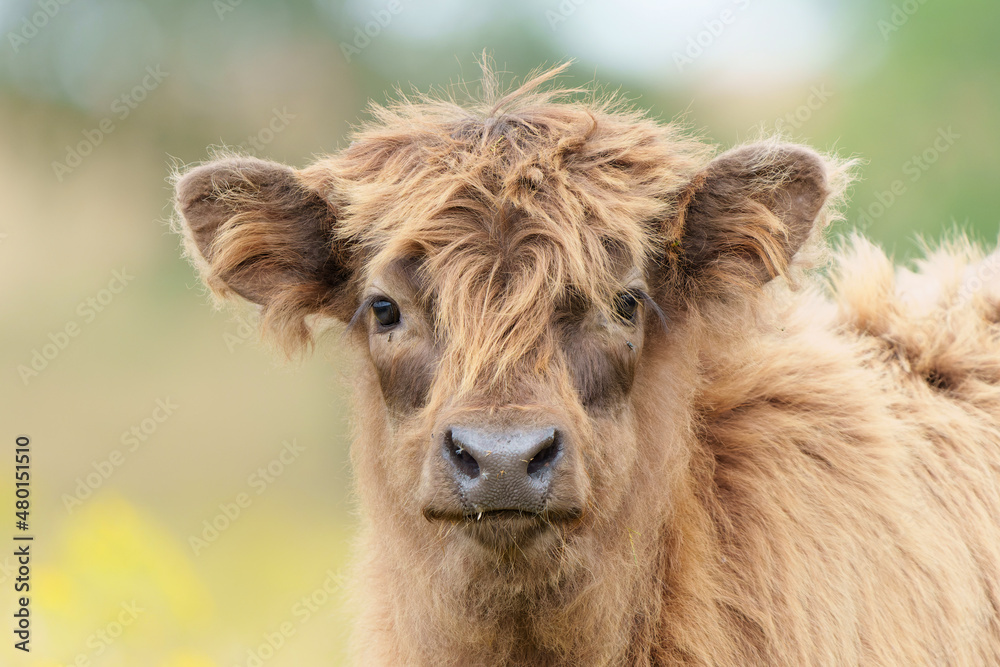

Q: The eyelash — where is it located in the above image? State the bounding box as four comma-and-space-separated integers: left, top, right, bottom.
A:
614, 290, 641, 322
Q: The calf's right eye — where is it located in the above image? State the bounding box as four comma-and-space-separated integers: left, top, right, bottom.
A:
372, 299, 401, 326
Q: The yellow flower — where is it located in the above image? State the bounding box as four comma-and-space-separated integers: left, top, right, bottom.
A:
34, 493, 214, 664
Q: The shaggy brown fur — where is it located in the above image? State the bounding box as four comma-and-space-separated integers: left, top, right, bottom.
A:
173, 64, 1000, 665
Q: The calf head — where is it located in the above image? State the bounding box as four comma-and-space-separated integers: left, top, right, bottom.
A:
174, 71, 831, 644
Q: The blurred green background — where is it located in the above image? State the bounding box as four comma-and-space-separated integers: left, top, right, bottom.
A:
1, 0, 997, 664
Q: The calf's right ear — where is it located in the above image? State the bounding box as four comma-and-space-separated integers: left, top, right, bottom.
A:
174, 156, 356, 349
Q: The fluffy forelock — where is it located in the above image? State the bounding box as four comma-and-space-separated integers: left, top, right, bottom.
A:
302, 64, 712, 393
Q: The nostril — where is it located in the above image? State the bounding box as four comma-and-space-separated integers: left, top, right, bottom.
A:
444, 429, 480, 479
526, 433, 561, 477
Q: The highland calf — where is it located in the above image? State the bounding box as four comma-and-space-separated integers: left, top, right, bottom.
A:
174, 66, 1000, 665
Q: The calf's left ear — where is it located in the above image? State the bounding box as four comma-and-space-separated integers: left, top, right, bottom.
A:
669, 142, 830, 296
174, 156, 356, 349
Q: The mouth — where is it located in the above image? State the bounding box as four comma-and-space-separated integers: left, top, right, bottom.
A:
424, 507, 584, 550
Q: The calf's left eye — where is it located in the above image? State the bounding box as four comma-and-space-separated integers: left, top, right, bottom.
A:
372, 299, 400, 326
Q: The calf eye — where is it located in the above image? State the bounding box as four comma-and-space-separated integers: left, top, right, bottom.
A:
372, 299, 400, 326
613, 291, 639, 323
